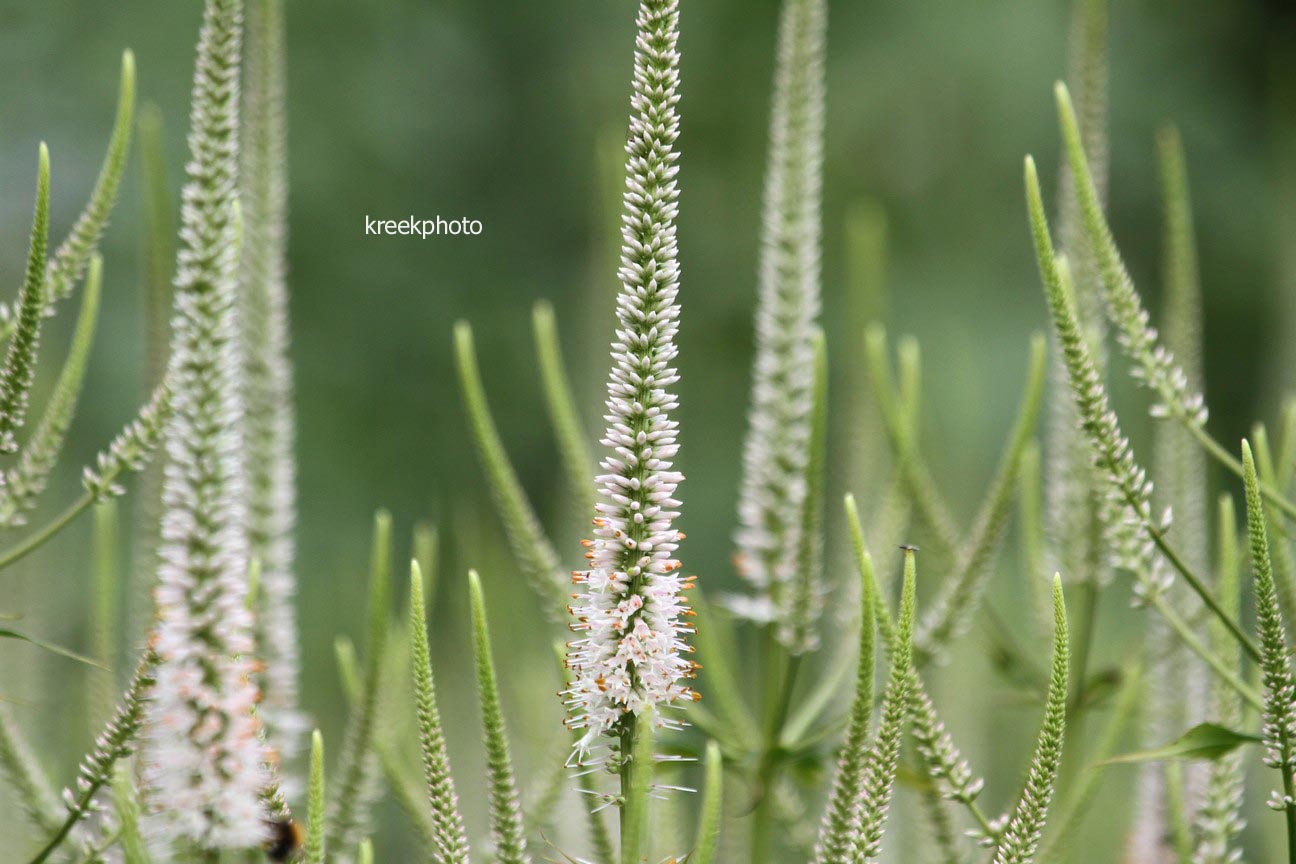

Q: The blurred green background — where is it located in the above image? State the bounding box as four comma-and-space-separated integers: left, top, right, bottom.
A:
0, 0, 1293, 860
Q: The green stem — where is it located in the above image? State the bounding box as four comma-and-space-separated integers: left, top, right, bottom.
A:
1114, 477, 1261, 662
1146, 520, 1260, 662
1060, 581, 1098, 798
1164, 762, 1193, 862
26, 778, 106, 864
1282, 762, 1296, 864
1067, 581, 1097, 715
0, 492, 94, 573
1147, 594, 1262, 711
619, 714, 652, 864
751, 634, 800, 863
1190, 423, 1296, 521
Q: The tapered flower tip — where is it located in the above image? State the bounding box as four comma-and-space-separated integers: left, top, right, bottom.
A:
1241, 439, 1256, 474
1024, 155, 1040, 195
453, 319, 472, 347
121, 49, 136, 88
1054, 80, 1074, 117
410, 559, 426, 608
37, 142, 50, 176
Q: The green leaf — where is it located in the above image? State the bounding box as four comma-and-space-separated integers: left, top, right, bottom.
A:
1101, 723, 1261, 766
0, 627, 106, 670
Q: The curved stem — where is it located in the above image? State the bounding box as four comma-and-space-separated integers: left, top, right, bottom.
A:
1145, 518, 1261, 663
751, 634, 800, 863
1190, 423, 1296, 520
26, 781, 102, 864
1148, 594, 1262, 711
0, 492, 94, 573
1113, 475, 1261, 662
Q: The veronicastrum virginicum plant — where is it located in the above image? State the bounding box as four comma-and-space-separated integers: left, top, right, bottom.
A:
9, 0, 1296, 862
454, 0, 1075, 859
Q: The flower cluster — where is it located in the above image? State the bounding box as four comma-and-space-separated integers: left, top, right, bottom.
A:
732, 0, 828, 652
241, 0, 307, 777
1056, 84, 1208, 431
562, 0, 696, 763
142, 0, 271, 849
1027, 159, 1172, 605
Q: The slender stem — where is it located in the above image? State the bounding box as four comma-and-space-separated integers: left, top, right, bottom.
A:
1286, 784, 1296, 864
1067, 581, 1098, 714
620, 718, 637, 864
1146, 519, 1261, 662
963, 795, 998, 840
1190, 423, 1296, 520
1164, 762, 1193, 862
751, 633, 800, 863
1148, 594, 1262, 711
1114, 477, 1261, 662
1059, 581, 1098, 799
26, 779, 103, 864
0, 492, 94, 572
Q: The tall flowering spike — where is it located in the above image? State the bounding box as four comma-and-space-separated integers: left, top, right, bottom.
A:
0, 144, 52, 455
855, 547, 917, 862
1026, 158, 1170, 605
241, 0, 306, 773
1242, 442, 1296, 818
991, 576, 1070, 864
1046, 0, 1109, 596
813, 514, 875, 864
563, 0, 694, 763
143, 0, 267, 850
731, 0, 828, 644
1055, 83, 1207, 430
469, 571, 531, 864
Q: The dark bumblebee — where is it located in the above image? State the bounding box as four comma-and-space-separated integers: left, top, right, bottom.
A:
264, 819, 305, 862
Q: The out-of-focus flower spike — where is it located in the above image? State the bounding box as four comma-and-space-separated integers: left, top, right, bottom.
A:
141, 0, 268, 850
731, 0, 827, 641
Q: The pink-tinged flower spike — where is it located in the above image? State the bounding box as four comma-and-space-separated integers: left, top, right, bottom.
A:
731, 0, 828, 651
142, 0, 268, 851
562, 0, 697, 766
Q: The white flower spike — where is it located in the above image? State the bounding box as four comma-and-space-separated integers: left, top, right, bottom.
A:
562, 0, 697, 765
